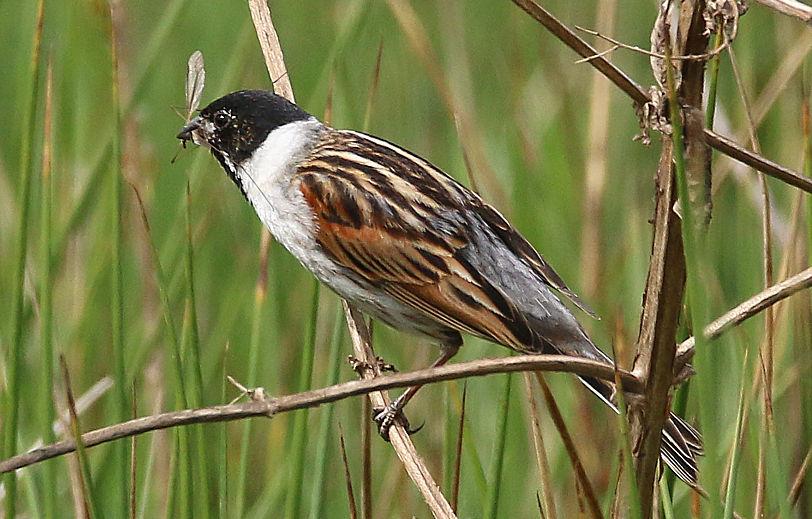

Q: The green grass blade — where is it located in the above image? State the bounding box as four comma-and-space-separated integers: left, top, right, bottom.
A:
131, 186, 192, 518
39, 60, 57, 519
722, 355, 748, 519
3, 1, 45, 515
50, 0, 189, 271
805, 85, 812, 290
182, 181, 210, 519
218, 346, 229, 518
183, 181, 204, 406
483, 373, 512, 519
22, 472, 43, 519
136, 400, 161, 519
451, 382, 467, 513
285, 281, 320, 519
609, 345, 642, 519
59, 356, 101, 519
443, 382, 457, 502
658, 476, 675, 519
233, 241, 270, 518
108, 3, 131, 514
522, 374, 556, 519
462, 421, 487, 498
164, 436, 179, 519
129, 387, 137, 519
664, 38, 720, 516
763, 431, 793, 519
704, 29, 725, 130
338, 425, 359, 519
308, 303, 346, 519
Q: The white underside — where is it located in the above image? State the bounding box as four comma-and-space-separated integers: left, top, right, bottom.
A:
235, 119, 363, 301
235, 119, 322, 262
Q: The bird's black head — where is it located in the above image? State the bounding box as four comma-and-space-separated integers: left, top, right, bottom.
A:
177, 90, 312, 164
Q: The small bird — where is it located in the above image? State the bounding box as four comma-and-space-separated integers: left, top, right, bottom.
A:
177, 89, 703, 486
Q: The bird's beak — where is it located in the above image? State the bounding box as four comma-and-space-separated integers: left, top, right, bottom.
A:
176, 117, 201, 142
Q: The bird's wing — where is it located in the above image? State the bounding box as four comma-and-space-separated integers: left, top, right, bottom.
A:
471, 203, 598, 318
295, 130, 538, 350
324, 129, 596, 318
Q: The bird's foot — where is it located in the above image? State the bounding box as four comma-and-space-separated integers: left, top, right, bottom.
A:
372, 396, 423, 441
347, 355, 398, 375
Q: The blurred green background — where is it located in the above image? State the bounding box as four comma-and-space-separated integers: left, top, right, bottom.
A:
1, 0, 810, 517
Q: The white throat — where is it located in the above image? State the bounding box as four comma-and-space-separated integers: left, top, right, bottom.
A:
233, 118, 325, 268
237, 118, 322, 192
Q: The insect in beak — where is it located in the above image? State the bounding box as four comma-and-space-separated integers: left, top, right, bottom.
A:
176, 117, 201, 146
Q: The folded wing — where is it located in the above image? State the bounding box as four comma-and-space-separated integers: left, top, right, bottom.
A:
296, 130, 546, 350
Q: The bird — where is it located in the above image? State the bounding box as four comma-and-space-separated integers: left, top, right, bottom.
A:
177, 89, 703, 486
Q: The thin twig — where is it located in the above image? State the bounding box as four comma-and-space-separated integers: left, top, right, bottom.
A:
338, 425, 359, 519
702, 130, 812, 193
246, 0, 291, 323
511, 0, 648, 104
631, 2, 713, 507
711, 32, 812, 225
534, 373, 604, 519
675, 266, 812, 364
754, 0, 812, 24
510, 0, 812, 194
522, 373, 557, 519
248, 4, 451, 516
785, 443, 812, 510
631, 132, 684, 517
574, 44, 620, 64
575, 25, 731, 61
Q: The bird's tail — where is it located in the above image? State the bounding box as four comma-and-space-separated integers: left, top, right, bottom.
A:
522, 313, 702, 485
577, 373, 703, 487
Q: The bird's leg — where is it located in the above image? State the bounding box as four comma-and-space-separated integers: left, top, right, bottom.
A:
374, 337, 461, 440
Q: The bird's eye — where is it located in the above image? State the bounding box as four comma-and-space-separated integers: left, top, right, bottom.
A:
213, 111, 230, 129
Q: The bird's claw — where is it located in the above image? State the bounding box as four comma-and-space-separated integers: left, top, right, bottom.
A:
372, 403, 422, 441
348, 355, 398, 375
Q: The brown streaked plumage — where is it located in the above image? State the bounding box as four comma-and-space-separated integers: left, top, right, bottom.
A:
178, 89, 703, 487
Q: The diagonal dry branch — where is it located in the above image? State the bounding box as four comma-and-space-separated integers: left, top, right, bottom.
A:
247, 0, 294, 101
675, 266, 812, 365
754, 0, 812, 23
342, 302, 456, 518
510, 0, 812, 195
0, 354, 641, 475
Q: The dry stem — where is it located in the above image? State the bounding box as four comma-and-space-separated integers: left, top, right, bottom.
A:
754, 0, 812, 23
510, 0, 812, 194
675, 266, 812, 364
341, 302, 456, 518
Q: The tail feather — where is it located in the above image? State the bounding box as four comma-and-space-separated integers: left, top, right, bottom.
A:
577, 374, 702, 487
669, 413, 704, 455
526, 318, 702, 486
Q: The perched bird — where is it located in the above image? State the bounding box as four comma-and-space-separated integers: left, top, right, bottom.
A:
177, 89, 703, 486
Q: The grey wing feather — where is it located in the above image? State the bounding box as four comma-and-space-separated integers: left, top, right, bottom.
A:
471, 202, 598, 318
